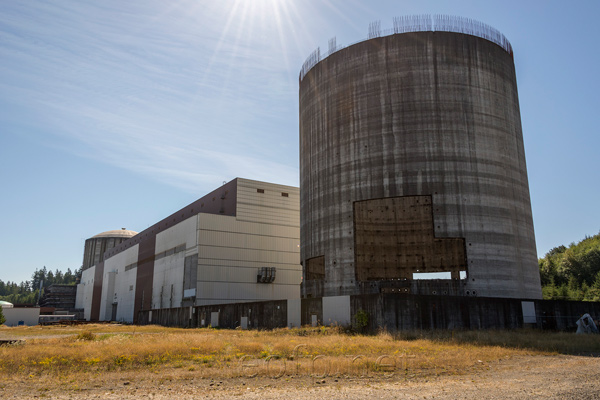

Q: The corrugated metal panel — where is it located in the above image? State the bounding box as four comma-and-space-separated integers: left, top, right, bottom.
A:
237, 178, 298, 193
197, 264, 301, 285
196, 257, 300, 269
236, 205, 299, 226
197, 245, 299, 264
198, 214, 299, 237
235, 179, 300, 225
188, 180, 302, 304
198, 230, 299, 253
236, 199, 300, 215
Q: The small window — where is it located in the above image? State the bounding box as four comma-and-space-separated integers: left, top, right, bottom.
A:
257, 189, 264, 193
281, 192, 289, 197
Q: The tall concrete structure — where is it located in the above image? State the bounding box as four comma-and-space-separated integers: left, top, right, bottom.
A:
81, 229, 138, 271
299, 16, 542, 300
76, 178, 301, 323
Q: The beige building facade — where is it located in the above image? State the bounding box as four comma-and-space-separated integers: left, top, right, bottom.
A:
76, 178, 301, 323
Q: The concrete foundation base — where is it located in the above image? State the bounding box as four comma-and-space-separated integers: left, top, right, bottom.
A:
137, 294, 600, 332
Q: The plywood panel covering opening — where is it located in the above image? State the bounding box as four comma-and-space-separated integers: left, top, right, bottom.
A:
354, 196, 466, 281
306, 256, 325, 280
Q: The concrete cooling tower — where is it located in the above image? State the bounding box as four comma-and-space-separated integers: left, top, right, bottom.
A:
299, 15, 542, 300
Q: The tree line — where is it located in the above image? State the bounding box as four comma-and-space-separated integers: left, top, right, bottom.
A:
539, 232, 600, 301
0, 266, 81, 305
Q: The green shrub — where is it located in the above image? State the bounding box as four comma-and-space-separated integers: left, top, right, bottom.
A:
75, 331, 96, 341
353, 309, 369, 332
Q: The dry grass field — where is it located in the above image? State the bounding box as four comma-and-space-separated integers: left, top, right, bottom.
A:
1, 324, 599, 399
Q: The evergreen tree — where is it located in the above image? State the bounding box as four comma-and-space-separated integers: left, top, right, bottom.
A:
0, 266, 79, 304
539, 232, 600, 301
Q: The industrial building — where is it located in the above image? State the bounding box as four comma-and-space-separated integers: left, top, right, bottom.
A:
75, 228, 138, 319
75, 178, 301, 323
0, 301, 40, 327
76, 15, 547, 331
299, 15, 542, 300
81, 228, 139, 271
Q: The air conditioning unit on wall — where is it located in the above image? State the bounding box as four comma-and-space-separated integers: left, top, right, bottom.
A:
257, 267, 276, 283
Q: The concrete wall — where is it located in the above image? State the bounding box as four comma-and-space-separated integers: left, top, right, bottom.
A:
137, 295, 600, 332
323, 295, 351, 326
139, 300, 288, 330
299, 31, 541, 300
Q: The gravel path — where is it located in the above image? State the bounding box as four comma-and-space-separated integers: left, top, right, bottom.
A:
2, 354, 599, 399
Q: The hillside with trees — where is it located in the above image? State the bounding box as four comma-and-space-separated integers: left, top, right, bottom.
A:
539, 232, 600, 301
0, 267, 80, 305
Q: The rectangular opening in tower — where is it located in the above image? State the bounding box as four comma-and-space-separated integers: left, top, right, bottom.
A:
305, 255, 325, 280
354, 195, 466, 281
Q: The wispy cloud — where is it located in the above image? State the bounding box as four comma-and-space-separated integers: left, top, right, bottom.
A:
0, 1, 307, 192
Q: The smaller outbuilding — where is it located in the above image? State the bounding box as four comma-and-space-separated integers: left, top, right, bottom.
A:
1, 302, 40, 327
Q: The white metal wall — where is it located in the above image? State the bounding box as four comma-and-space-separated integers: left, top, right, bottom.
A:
99, 244, 139, 322
153, 250, 186, 309
155, 215, 197, 254
152, 216, 198, 310
77, 266, 96, 321
100, 270, 116, 321
113, 268, 137, 323
2, 307, 40, 327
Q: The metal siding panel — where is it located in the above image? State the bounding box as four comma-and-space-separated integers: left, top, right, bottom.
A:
104, 245, 139, 272
197, 264, 300, 285
152, 252, 185, 309
115, 269, 137, 323
155, 216, 197, 254
198, 246, 299, 264
79, 266, 96, 320
191, 180, 302, 305
198, 231, 299, 253
198, 214, 299, 236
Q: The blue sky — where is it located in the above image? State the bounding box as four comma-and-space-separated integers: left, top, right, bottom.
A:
1, 0, 598, 285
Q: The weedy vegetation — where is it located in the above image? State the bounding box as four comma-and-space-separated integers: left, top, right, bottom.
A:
0, 324, 598, 380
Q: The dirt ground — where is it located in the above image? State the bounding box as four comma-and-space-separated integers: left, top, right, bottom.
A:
1, 354, 599, 399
